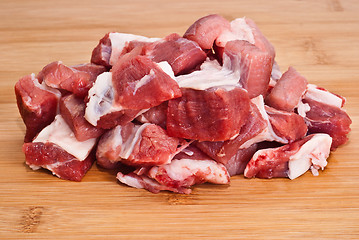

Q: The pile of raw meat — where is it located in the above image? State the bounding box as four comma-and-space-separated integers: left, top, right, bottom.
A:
15, 14, 352, 194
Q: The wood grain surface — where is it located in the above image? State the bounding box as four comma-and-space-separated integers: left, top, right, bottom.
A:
1, 0, 358, 239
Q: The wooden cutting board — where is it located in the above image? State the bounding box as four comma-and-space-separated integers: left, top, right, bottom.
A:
1, 0, 358, 239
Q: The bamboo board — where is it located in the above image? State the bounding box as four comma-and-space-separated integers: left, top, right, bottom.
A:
0, 0, 358, 239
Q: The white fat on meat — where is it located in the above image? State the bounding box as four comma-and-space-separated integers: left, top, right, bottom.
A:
240, 95, 288, 149
304, 84, 345, 108
33, 115, 96, 161
105, 123, 150, 160
85, 72, 122, 126
216, 17, 255, 47
109, 33, 159, 65
288, 134, 332, 179
148, 158, 230, 185
175, 58, 241, 90
296, 100, 311, 118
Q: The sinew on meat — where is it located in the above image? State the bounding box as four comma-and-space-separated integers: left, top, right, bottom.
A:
15, 14, 352, 193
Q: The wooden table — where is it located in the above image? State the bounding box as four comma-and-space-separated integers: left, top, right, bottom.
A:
1, 0, 358, 239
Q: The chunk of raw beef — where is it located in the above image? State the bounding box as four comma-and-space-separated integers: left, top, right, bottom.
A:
223, 40, 272, 98
111, 55, 182, 110
144, 33, 207, 75
59, 94, 104, 141
91, 32, 159, 67
15, 74, 60, 142
96, 122, 182, 168
84, 72, 142, 129
265, 67, 308, 111
23, 142, 94, 181
117, 145, 230, 194
216, 17, 275, 62
117, 172, 191, 194
302, 98, 351, 149
183, 14, 231, 49
239, 95, 290, 148
244, 134, 332, 179
37, 61, 106, 98
23, 115, 97, 181
167, 86, 250, 141
136, 101, 168, 129
195, 101, 267, 164
224, 143, 258, 176
265, 106, 308, 143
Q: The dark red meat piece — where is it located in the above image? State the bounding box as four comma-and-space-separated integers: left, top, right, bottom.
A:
167, 86, 250, 141
15, 75, 59, 142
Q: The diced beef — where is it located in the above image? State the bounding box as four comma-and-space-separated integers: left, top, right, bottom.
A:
144, 33, 207, 75
22, 115, 97, 181
224, 143, 258, 176
117, 172, 191, 194
303, 98, 352, 149
96, 122, 180, 167
23, 142, 94, 181
59, 94, 104, 141
223, 40, 272, 98
91, 32, 159, 67
111, 55, 182, 110
244, 134, 332, 179
91, 33, 112, 68
15, 74, 60, 142
265, 67, 308, 111
167, 86, 250, 141
37, 61, 106, 98
136, 101, 168, 129
85, 72, 140, 128
183, 14, 231, 49
216, 17, 275, 62
265, 106, 308, 143
195, 101, 267, 164
304, 84, 345, 108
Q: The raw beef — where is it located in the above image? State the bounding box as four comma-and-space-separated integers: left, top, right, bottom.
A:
96, 122, 181, 167
111, 56, 182, 110
37, 61, 106, 98
136, 101, 168, 129
195, 102, 267, 164
184, 14, 231, 49
244, 134, 332, 179
15, 14, 352, 190
223, 40, 272, 98
84, 72, 141, 129
15, 74, 60, 142
59, 94, 104, 141
144, 33, 207, 75
23, 115, 97, 181
302, 98, 351, 149
167, 86, 250, 141
91, 32, 159, 67
265, 105, 308, 143
265, 67, 308, 112
224, 143, 258, 176
216, 17, 275, 62
23, 142, 94, 181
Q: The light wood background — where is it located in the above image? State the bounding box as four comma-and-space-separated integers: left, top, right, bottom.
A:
1, 0, 358, 239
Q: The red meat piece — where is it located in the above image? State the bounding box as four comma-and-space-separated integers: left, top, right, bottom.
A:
265, 106, 308, 143
60, 94, 104, 141
167, 86, 250, 141
265, 67, 308, 111
183, 14, 231, 49
145, 33, 207, 75
224, 40, 272, 98
15, 75, 59, 142
303, 98, 352, 149
111, 55, 181, 110
23, 142, 94, 181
